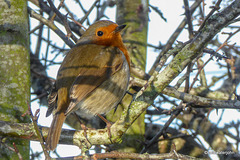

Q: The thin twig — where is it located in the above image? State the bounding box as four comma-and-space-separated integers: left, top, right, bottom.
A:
80, 0, 100, 24
28, 7, 75, 48
198, 0, 223, 31
28, 103, 51, 160
148, 0, 202, 75
140, 105, 183, 153
149, 4, 167, 22
47, 0, 73, 39
183, 0, 194, 38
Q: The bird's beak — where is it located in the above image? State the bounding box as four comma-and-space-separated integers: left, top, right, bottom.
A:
114, 24, 126, 33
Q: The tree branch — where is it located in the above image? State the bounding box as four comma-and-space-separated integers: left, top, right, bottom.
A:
163, 87, 240, 109
28, 7, 75, 48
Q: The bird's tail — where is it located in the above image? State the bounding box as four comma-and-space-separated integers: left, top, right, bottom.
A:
46, 111, 66, 150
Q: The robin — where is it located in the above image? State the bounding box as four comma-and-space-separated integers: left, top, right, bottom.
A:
46, 20, 130, 150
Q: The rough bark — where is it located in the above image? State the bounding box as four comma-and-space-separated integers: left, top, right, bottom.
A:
0, 0, 30, 159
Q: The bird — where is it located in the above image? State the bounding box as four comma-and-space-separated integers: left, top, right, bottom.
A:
45, 20, 130, 151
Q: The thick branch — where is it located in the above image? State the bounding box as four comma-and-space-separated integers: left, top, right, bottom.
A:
163, 87, 240, 109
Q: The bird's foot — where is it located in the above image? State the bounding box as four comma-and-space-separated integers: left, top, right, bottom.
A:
74, 113, 92, 144
97, 114, 113, 143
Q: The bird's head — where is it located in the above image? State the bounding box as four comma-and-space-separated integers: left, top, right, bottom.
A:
79, 20, 126, 48
78, 20, 130, 67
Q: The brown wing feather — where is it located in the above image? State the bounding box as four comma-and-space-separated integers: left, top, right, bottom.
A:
46, 82, 58, 117
57, 45, 124, 116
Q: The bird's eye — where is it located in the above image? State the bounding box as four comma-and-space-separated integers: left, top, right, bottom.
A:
97, 31, 104, 36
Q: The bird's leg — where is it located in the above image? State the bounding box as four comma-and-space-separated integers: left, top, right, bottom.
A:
126, 91, 134, 96
126, 91, 135, 97
97, 114, 113, 142
74, 113, 89, 143
126, 91, 137, 108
